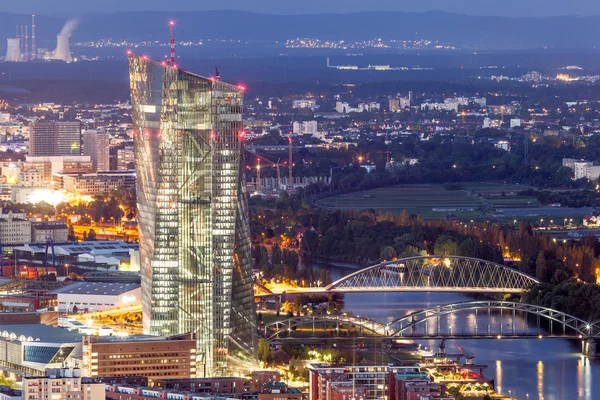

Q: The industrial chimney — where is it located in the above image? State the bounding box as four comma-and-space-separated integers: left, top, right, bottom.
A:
31, 15, 36, 60
5, 38, 21, 62
54, 34, 72, 63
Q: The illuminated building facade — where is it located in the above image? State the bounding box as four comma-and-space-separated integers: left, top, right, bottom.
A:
29, 121, 82, 157
128, 55, 256, 377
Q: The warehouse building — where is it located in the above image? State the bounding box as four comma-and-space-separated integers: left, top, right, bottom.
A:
52, 282, 141, 313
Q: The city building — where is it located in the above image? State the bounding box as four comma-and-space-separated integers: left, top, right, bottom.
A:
0, 386, 21, 400
29, 121, 82, 157
562, 158, 600, 180
389, 94, 412, 112
0, 209, 31, 244
116, 147, 135, 170
24, 155, 93, 186
259, 382, 302, 400
22, 368, 104, 400
57, 170, 135, 196
129, 55, 256, 376
328, 382, 368, 400
31, 220, 69, 243
0, 324, 83, 377
83, 130, 111, 171
105, 384, 239, 400
494, 141, 511, 152
52, 282, 141, 313
251, 371, 281, 392
152, 377, 250, 393
82, 334, 196, 382
17, 169, 45, 187
292, 121, 318, 136
14, 241, 139, 271
292, 99, 316, 109
308, 363, 423, 400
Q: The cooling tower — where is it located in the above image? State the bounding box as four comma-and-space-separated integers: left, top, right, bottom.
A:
54, 34, 72, 63
5, 38, 21, 62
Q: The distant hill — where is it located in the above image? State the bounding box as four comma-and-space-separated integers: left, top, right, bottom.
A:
0, 10, 600, 49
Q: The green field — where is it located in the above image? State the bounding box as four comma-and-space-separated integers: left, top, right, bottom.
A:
317, 183, 537, 220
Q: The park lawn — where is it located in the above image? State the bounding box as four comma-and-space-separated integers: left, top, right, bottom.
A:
318, 184, 483, 211
487, 196, 540, 207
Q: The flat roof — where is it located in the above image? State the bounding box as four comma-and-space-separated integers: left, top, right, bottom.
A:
51, 282, 140, 296
15, 241, 138, 255
0, 324, 83, 343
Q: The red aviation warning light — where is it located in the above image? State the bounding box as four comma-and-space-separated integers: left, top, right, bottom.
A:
238, 130, 246, 139
238, 84, 246, 91
127, 50, 133, 56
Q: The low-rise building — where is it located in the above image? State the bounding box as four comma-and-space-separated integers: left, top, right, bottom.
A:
0, 324, 83, 377
292, 121, 318, 136
82, 334, 196, 382
57, 170, 135, 196
31, 220, 69, 243
292, 99, 316, 109
251, 371, 281, 392
22, 368, 104, 400
153, 377, 249, 393
259, 382, 303, 400
52, 282, 141, 313
308, 363, 422, 400
0, 386, 21, 400
0, 209, 31, 244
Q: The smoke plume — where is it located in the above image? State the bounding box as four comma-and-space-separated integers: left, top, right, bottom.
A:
59, 18, 80, 36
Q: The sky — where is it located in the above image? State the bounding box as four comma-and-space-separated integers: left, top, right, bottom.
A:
2, 0, 599, 18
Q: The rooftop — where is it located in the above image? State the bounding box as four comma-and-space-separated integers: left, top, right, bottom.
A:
0, 324, 83, 343
15, 241, 138, 255
51, 282, 140, 296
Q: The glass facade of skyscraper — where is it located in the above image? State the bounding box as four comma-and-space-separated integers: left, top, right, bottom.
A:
128, 55, 256, 376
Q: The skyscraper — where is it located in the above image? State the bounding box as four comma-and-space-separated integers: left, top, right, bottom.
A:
128, 55, 256, 377
29, 121, 81, 157
83, 130, 110, 171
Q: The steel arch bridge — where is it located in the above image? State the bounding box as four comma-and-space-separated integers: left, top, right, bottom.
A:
324, 256, 539, 294
261, 314, 388, 340
387, 301, 600, 339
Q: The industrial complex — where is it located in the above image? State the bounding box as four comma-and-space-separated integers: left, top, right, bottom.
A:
3, 15, 75, 63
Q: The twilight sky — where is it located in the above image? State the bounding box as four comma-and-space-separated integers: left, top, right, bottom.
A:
3, 0, 599, 17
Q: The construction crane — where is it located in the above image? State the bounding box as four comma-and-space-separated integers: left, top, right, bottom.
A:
245, 149, 284, 193
456, 345, 475, 365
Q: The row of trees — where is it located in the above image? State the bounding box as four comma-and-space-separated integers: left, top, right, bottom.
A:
252, 244, 332, 286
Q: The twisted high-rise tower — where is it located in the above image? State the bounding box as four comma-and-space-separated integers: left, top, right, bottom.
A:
128, 55, 256, 376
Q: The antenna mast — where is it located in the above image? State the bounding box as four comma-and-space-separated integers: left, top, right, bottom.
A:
168, 20, 175, 65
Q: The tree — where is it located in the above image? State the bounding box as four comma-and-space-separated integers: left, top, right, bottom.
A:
434, 235, 458, 256
457, 238, 479, 258
258, 338, 270, 362
87, 229, 97, 241
380, 246, 397, 261
272, 243, 282, 267
72, 305, 79, 314
536, 251, 547, 281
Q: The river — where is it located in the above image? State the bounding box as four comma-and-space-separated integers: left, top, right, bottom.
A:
305, 259, 598, 400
